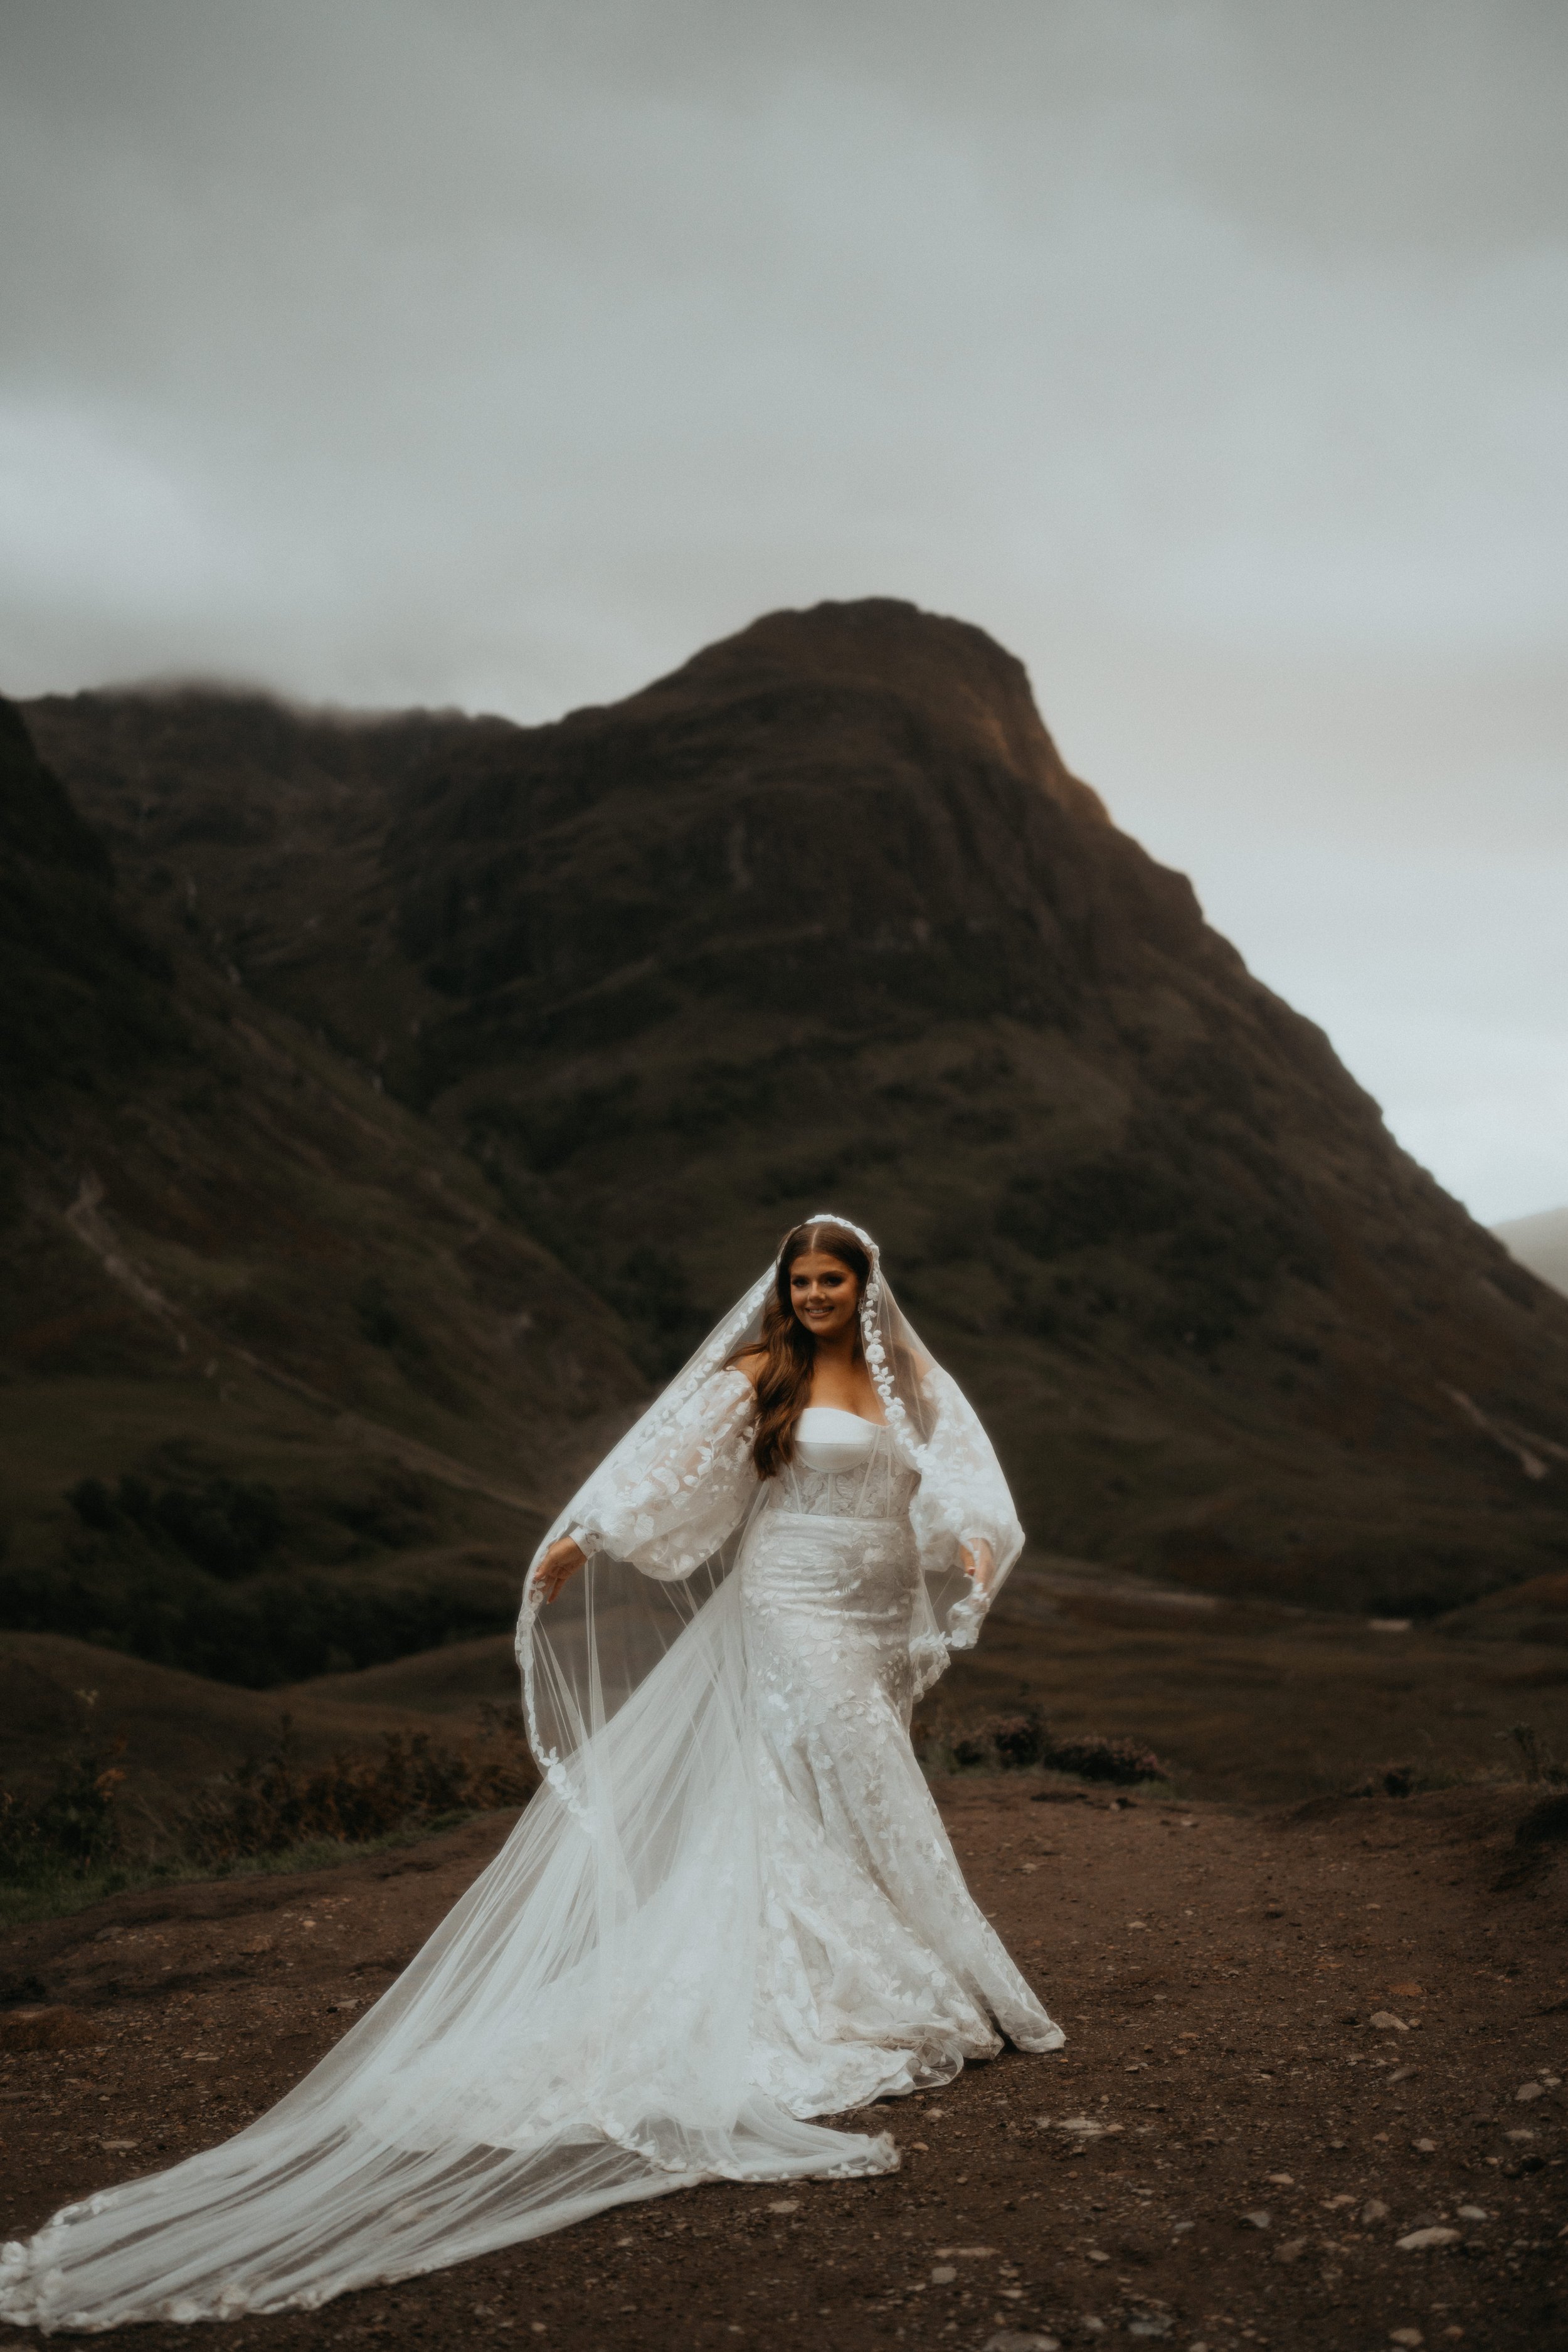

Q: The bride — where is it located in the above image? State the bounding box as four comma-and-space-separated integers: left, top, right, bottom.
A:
1, 1215, 1061, 2333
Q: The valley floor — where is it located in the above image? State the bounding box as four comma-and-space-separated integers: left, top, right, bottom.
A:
1, 1781, 1564, 2350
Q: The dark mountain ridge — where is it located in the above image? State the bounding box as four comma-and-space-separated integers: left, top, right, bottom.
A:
18, 597, 1568, 1624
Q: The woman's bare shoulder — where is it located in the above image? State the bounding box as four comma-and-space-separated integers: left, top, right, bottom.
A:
729, 1346, 768, 1391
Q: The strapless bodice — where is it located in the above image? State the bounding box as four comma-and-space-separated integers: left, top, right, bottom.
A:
793, 1406, 884, 1471
771, 1409, 918, 1521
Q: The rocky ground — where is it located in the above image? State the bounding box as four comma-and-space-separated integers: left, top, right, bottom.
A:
2, 1779, 1565, 2351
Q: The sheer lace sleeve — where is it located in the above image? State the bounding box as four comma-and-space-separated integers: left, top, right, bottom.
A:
908, 1362, 1025, 1647
564, 1364, 759, 1582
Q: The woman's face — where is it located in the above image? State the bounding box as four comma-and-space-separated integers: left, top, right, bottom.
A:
788, 1250, 861, 1344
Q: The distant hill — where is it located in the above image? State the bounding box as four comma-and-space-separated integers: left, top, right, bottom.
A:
21, 596, 1568, 1627
1495, 1207, 1568, 1300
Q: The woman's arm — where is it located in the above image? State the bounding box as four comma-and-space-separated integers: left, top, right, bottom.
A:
531, 1364, 759, 1600
908, 1364, 1024, 1612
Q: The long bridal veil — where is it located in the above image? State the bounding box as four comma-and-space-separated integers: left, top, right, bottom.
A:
1, 1217, 1025, 2334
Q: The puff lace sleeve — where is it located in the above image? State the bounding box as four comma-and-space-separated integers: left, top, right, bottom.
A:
563, 1362, 760, 1582
908, 1361, 1025, 1647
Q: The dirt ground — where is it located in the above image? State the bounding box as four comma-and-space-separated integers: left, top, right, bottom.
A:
1, 1779, 1565, 2352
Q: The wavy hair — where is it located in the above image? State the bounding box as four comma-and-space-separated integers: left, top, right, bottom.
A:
727, 1220, 872, 1480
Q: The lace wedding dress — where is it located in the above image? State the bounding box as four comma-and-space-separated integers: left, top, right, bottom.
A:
744, 1402, 1056, 2111
1, 1221, 1061, 2334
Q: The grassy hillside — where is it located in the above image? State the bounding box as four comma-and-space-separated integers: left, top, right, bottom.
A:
1, 1630, 525, 1813
26, 598, 1568, 1620
10, 1579, 1568, 1826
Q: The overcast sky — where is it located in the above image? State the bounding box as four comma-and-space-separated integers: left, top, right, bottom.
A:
3, 0, 1564, 1222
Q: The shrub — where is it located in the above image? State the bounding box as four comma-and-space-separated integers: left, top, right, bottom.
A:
179, 1709, 538, 1864
1045, 1734, 1168, 1786
916, 1705, 1168, 1786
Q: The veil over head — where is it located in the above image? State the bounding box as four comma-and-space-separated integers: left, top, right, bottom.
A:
517, 1212, 1025, 1814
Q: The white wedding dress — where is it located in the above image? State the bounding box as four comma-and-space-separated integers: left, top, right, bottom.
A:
744, 1404, 1056, 2111
1, 1231, 1061, 2335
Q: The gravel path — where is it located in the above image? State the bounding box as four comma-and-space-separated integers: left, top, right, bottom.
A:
2, 1780, 1564, 2349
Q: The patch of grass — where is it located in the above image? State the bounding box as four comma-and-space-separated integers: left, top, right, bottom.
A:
0, 1853, 177, 1929
1352, 1722, 1568, 1801
1499, 1719, 1568, 1784
0, 1818, 515, 1930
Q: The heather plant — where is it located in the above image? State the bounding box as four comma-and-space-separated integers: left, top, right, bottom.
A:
913, 1703, 1168, 1787
179, 1707, 538, 1864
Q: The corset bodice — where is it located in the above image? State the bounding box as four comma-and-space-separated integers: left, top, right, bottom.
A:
771, 1409, 919, 1521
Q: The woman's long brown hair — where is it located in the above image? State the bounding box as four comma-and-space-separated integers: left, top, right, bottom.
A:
727, 1221, 872, 1480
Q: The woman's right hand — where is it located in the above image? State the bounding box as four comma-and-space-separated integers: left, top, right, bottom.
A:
533, 1536, 587, 1604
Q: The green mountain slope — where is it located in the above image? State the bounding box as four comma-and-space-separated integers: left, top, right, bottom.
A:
22, 597, 1568, 1620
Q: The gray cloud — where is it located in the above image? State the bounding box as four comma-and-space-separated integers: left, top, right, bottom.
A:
1, 0, 1564, 1217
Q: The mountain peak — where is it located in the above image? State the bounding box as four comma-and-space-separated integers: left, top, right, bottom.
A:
623, 596, 1110, 830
